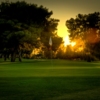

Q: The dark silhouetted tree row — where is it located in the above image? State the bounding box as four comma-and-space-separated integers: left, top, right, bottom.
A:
0, 1, 62, 62
66, 12, 100, 61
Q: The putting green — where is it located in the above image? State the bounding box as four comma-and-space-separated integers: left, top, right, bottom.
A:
0, 59, 100, 100
0, 59, 100, 77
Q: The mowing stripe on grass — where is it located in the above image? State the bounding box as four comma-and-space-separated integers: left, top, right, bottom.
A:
0, 59, 100, 100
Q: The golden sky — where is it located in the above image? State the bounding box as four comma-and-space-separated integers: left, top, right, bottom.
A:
3, 0, 100, 38
27, 0, 100, 38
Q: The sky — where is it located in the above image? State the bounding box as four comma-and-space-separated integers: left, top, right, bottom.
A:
1, 0, 100, 38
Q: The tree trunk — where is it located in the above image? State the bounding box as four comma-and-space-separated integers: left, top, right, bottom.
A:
19, 50, 22, 62
11, 51, 16, 62
4, 54, 7, 61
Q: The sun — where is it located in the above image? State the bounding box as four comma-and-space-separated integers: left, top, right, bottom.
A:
63, 36, 70, 46
64, 35, 76, 47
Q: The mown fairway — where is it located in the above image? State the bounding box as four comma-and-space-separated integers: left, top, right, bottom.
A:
0, 59, 100, 100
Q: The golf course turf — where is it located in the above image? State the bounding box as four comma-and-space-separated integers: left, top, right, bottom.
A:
0, 59, 100, 100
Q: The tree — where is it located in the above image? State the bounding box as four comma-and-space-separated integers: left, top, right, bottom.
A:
0, 18, 43, 62
0, 1, 62, 61
40, 18, 63, 58
0, 1, 53, 61
66, 12, 100, 60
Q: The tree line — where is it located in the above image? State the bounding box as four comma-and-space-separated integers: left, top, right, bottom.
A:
65, 12, 100, 61
0, 1, 62, 62
0, 1, 100, 62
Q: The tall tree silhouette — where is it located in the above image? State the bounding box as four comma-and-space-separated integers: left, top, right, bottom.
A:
0, 1, 62, 61
66, 12, 100, 60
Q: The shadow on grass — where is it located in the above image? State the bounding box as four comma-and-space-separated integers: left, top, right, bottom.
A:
0, 76, 100, 100
0, 58, 49, 64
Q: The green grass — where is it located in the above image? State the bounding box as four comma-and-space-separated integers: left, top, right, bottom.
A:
0, 59, 100, 100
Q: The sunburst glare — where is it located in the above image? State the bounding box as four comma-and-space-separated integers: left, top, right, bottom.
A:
64, 35, 76, 47
63, 36, 70, 46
